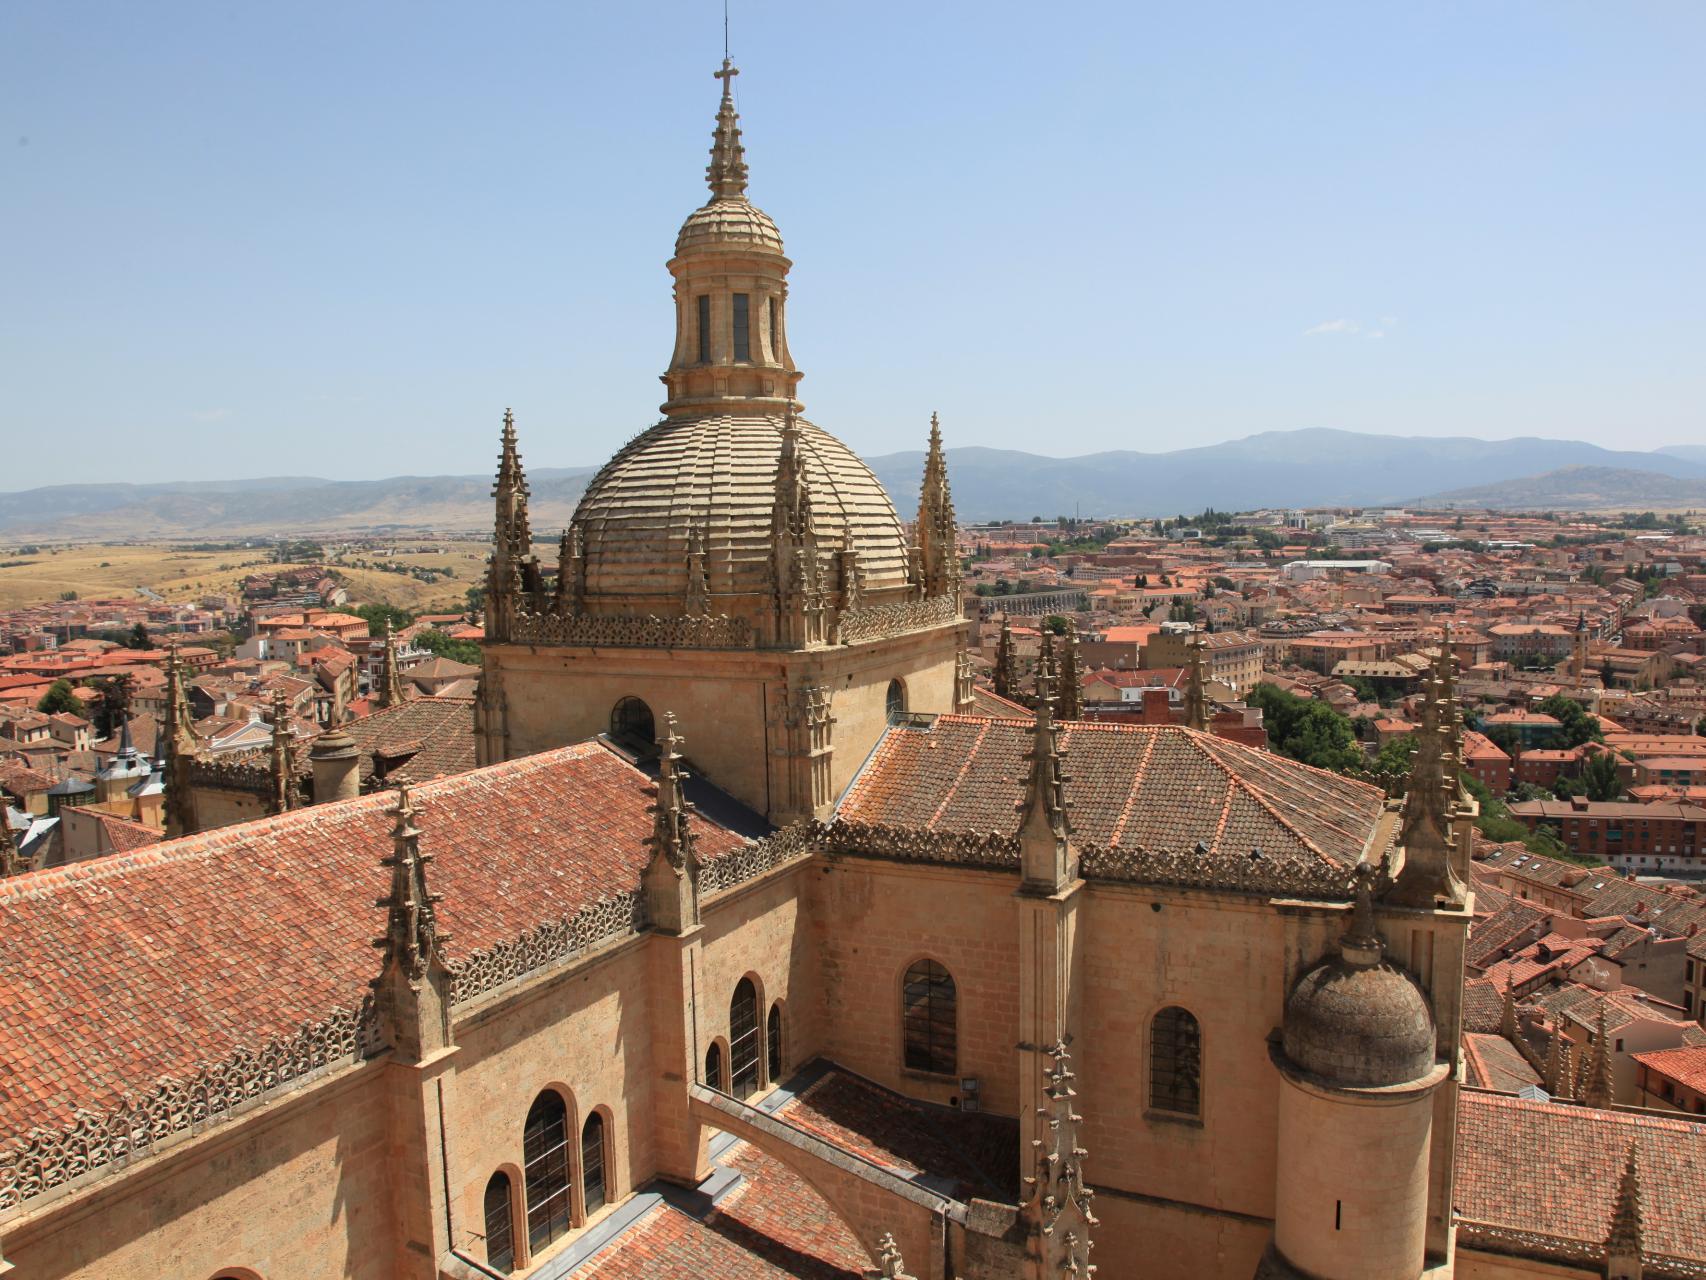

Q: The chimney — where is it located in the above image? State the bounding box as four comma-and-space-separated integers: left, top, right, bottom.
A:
309, 726, 361, 804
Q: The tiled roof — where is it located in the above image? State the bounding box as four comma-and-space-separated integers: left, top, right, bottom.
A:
967, 687, 1032, 717
1463, 1033, 1542, 1094
291, 697, 477, 784
776, 1066, 1019, 1203
1456, 1089, 1706, 1265
572, 1142, 866, 1279
1461, 979, 1506, 1035
1632, 1046, 1706, 1094
90, 812, 164, 853
0, 744, 746, 1141
836, 715, 1383, 865
1466, 902, 1550, 970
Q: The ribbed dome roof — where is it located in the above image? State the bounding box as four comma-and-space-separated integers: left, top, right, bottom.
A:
675, 199, 784, 257
572, 413, 910, 614
1283, 955, 1435, 1087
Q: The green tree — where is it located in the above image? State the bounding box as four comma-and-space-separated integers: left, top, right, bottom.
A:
126, 622, 151, 650
1536, 694, 1603, 749
1578, 750, 1622, 802
1247, 683, 1363, 773
1373, 734, 1418, 774
36, 679, 85, 717
414, 628, 482, 666
353, 602, 414, 635
1042, 615, 1069, 635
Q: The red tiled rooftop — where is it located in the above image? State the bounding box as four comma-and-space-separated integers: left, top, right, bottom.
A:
836, 715, 1383, 865
1456, 1089, 1706, 1265
1632, 1045, 1706, 1094
573, 1142, 866, 1279
0, 743, 747, 1141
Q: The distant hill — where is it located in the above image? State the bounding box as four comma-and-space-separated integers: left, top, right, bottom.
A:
4, 429, 1704, 536
1657, 445, 1706, 465
0, 470, 598, 539
867, 428, 1706, 521
1412, 466, 1706, 511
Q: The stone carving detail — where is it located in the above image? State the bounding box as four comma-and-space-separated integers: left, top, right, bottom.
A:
699, 822, 820, 897
449, 892, 647, 1006
1080, 843, 1357, 899
837, 593, 960, 645
186, 753, 276, 796
1453, 1221, 1705, 1279
0, 999, 381, 1211
823, 821, 1022, 870
510, 609, 753, 650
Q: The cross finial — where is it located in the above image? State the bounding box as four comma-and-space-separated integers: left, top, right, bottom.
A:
715, 58, 739, 93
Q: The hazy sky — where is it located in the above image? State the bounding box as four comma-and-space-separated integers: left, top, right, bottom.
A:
3, 2, 1703, 488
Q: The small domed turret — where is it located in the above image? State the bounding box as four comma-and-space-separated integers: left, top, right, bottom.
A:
1283, 934, 1434, 1089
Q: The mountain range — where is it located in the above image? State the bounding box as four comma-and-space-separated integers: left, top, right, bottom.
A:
2, 429, 1702, 538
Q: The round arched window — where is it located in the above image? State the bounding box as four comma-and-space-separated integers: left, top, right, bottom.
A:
610, 696, 655, 750
886, 679, 906, 720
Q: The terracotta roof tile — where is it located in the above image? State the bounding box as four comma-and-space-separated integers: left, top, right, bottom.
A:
572, 1142, 866, 1279
1632, 1045, 1706, 1094
0, 743, 746, 1141
1456, 1089, 1706, 1265
836, 715, 1383, 865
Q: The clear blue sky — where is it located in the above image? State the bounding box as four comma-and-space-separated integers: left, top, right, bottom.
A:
3, 2, 1702, 488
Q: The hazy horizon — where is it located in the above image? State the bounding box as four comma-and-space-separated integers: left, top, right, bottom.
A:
5, 2, 1703, 488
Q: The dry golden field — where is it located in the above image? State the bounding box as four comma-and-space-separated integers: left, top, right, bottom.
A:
0, 540, 490, 614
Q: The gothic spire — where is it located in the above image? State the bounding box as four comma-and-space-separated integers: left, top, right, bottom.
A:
1022, 1040, 1097, 1277
915, 412, 959, 599
1184, 634, 1210, 731
643, 713, 701, 934
555, 524, 585, 614
1584, 999, 1615, 1107
1545, 1023, 1566, 1094
685, 525, 711, 617
875, 1234, 915, 1280
706, 59, 749, 201
1387, 661, 1466, 909
0, 811, 24, 878
770, 404, 824, 646
268, 688, 293, 816
1606, 1141, 1644, 1276
1057, 620, 1083, 721
1019, 637, 1073, 891
162, 645, 197, 839
376, 620, 406, 710
1500, 973, 1518, 1039
487, 407, 536, 641
372, 784, 448, 991
994, 616, 1018, 701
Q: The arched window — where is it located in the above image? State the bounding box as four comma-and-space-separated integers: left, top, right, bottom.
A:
705, 1042, 724, 1092
730, 978, 761, 1097
523, 1091, 573, 1254
902, 959, 957, 1075
609, 697, 655, 751
483, 1171, 516, 1274
581, 1112, 607, 1218
767, 1002, 784, 1083
1149, 1006, 1202, 1116
886, 678, 907, 720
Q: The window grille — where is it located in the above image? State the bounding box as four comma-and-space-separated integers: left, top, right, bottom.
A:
1149, 1006, 1202, 1116
902, 959, 957, 1075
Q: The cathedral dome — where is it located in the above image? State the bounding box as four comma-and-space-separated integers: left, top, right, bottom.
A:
1283, 953, 1435, 1088
571, 412, 911, 614
675, 198, 784, 257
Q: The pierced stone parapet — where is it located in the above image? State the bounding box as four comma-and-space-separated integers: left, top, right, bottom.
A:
1079, 843, 1357, 899
822, 820, 1022, 870
509, 610, 754, 650
449, 891, 646, 1007
1456, 1221, 1706, 1279
837, 593, 960, 645
700, 822, 820, 897
0, 999, 381, 1212
185, 754, 274, 796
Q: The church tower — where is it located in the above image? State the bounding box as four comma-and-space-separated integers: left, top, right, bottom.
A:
478, 61, 968, 823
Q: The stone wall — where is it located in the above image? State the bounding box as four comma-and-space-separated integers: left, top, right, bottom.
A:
7, 1065, 392, 1280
